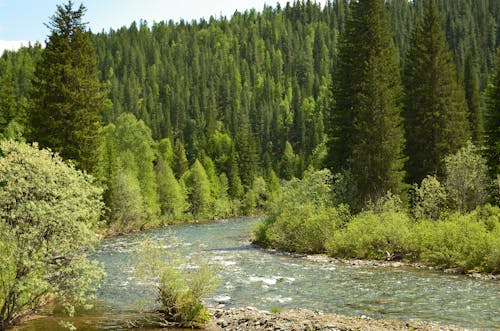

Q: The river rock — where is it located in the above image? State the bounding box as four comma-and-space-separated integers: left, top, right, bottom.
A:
207, 307, 468, 331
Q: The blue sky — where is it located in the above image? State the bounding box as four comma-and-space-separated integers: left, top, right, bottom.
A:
0, 0, 326, 53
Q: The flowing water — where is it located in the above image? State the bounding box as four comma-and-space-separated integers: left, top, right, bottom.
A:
17, 218, 500, 330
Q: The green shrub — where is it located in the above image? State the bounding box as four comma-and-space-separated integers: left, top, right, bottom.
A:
137, 240, 218, 328
415, 210, 499, 272
0, 140, 104, 329
410, 175, 447, 220
263, 204, 350, 253
255, 169, 351, 253
327, 211, 414, 260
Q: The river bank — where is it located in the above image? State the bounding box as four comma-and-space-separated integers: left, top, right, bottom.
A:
207, 307, 467, 331
257, 246, 500, 281
299, 253, 499, 281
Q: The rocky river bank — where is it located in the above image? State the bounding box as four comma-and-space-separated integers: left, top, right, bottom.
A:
207, 307, 467, 331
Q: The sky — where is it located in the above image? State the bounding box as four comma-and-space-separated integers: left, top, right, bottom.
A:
0, 0, 327, 54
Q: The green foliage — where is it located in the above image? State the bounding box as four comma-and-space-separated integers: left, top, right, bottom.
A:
485, 48, 500, 177
0, 140, 104, 329
156, 157, 188, 221
327, 0, 406, 211
279, 141, 297, 180
326, 206, 500, 273
97, 113, 160, 228
255, 170, 351, 253
464, 54, 484, 146
30, 1, 103, 172
414, 210, 500, 273
136, 240, 217, 328
327, 211, 415, 261
403, 0, 470, 183
444, 141, 490, 212
183, 160, 213, 217
410, 175, 447, 220
173, 139, 189, 180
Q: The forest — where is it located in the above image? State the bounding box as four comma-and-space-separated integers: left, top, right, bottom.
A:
1, 0, 499, 228
0, 0, 499, 328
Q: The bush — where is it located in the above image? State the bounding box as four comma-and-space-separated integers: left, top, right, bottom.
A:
262, 204, 350, 253
254, 169, 351, 253
410, 175, 447, 220
0, 140, 104, 329
414, 208, 500, 273
137, 240, 218, 328
327, 211, 415, 260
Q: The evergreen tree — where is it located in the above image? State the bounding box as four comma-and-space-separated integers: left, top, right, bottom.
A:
464, 54, 484, 146
485, 49, 500, 176
30, 1, 103, 172
403, 0, 470, 184
0, 66, 20, 139
173, 138, 189, 179
280, 141, 297, 180
327, 0, 406, 209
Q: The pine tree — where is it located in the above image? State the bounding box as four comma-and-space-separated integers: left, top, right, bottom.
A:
30, 1, 103, 172
173, 138, 189, 179
326, 0, 406, 209
485, 49, 500, 176
0, 66, 19, 139
403, 0, 470, 184
280, 141, 297, 180
464, 54, 484, 146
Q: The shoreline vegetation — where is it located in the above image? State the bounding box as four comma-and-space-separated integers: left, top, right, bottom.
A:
1, 0, 499, 329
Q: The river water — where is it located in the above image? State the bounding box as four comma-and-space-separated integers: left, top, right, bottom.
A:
18, 218, 500, 330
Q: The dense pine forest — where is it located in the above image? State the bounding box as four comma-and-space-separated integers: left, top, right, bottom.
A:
1, 0, 499, 229
1, 0, 500, 329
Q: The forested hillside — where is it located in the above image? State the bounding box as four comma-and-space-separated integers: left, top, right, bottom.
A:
0, 0, 499, 228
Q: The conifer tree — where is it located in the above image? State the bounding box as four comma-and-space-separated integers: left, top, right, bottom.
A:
0, 66, 19, 139
485, 49, 500, 176
327, 0, 406, 209
280, 141, 297, 180
173, 138, 189, 179
30, 1, 103, 172
403, 0, 470, 184
464, 54, 484, 146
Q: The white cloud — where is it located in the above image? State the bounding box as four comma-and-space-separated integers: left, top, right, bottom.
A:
0, 40, 30, 54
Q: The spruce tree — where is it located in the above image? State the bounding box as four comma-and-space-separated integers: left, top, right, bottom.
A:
31, 1, 103, 172
173, 138, 189, 179
403, 0, 470, 184
485, 49, 500, 176
464, 54, 484, 146
327, 0, 406, 209
0, 66, 19, 139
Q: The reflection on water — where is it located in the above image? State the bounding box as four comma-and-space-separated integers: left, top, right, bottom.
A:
17, 218, 500, 330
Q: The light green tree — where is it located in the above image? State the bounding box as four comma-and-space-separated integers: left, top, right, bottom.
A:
156, 156, 188, 220
183, 160, 213, 217
444, 141, 490, 212
0, 140, 104, 329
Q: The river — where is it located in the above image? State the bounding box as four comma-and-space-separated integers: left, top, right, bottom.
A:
17, 218, 500, 330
